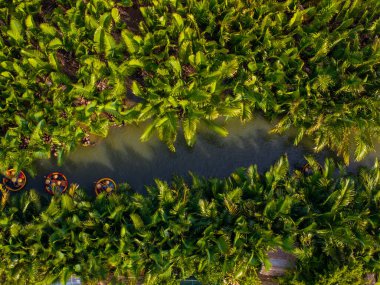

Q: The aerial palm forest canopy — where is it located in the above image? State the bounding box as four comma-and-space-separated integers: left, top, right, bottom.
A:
0, 0, 379, 172
0, 157, 379, 284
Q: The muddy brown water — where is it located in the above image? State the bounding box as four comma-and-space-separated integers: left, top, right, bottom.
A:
19, 117, 379, 195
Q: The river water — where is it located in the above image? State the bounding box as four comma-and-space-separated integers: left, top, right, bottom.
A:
25, 117, 378, 195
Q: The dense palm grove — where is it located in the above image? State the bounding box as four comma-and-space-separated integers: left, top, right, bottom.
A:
0, 157, 379, 284
0, 0, 379, 172
1, 0, 380, 284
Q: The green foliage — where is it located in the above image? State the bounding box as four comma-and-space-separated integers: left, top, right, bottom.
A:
315, 262, 373, 285
0, 0, 379, 169
282, 260, 374, 285
0, 157, 379, 284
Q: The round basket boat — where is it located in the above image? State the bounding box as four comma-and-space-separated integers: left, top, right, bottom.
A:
2, 169, 27, 192
302, 162, 322, 175
45, 172, 68, 195
95, 178, 117, 195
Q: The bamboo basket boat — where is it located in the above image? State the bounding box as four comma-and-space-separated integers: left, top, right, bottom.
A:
3, 169, 27, 192
95, 178, 117, 195
45, 172, 68, 195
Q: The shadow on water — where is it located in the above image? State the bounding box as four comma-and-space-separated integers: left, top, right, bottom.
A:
21, 116, 378, 196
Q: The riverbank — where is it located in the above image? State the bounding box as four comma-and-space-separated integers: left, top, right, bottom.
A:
1, 0, 379, 173
1, 156, 379, 284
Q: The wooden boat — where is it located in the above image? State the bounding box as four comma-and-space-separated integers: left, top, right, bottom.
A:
95, 178, 117, 195
2, 169, 27, 192
45, 172, 68, 195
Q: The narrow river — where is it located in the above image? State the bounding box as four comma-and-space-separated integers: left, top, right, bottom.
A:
25, 117, 378, 195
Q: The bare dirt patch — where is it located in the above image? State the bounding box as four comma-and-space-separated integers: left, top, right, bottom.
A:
56, 49, 80, 80
117, 1, 144, 34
